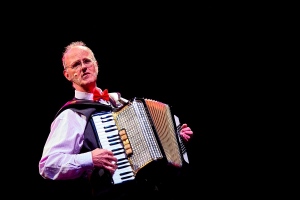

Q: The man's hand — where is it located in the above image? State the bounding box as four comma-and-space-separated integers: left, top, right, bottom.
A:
180, 123, 193, 142
91, 148, 118, 174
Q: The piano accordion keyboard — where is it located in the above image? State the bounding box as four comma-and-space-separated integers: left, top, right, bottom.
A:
91, 111, 135, 184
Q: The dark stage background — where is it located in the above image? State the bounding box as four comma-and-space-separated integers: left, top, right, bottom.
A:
7, 4, 256, 199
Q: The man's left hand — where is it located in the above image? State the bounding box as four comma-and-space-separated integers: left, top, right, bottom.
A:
180, 123, 193, 142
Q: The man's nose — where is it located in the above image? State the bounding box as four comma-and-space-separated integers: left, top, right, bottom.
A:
78, 61, 89, 69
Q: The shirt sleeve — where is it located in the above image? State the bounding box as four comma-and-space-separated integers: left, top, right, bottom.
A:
39, 109, 94, 180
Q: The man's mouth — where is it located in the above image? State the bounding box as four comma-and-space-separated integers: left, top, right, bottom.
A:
82, 73, 90, 79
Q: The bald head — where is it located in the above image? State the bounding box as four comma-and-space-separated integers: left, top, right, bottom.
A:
62, 41, 99, 92
62, 41, 96, 69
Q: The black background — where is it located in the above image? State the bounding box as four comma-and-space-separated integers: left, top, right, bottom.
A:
6, 4, 261, 198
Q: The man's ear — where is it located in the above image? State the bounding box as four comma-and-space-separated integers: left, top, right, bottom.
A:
63, 70, 72, 81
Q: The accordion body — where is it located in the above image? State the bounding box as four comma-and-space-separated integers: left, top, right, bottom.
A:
90, 98, 185, 185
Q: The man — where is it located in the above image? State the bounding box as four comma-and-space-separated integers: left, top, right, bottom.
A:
39, 41, 193, 199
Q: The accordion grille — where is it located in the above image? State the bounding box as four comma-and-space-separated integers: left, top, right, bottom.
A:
112, 98, 183, 175
113, 100, 164, 174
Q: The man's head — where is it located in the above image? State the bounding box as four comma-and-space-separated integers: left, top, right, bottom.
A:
62, 41, 99, 92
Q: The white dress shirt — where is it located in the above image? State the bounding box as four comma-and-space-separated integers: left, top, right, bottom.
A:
39, 90, 110, 180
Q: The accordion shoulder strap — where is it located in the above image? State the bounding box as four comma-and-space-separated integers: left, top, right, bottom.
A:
54, 99, 112, 119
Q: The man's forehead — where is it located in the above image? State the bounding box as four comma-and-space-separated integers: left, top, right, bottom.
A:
65, 46, 92, 60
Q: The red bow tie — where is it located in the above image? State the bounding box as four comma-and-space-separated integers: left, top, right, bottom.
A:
93, 88, 110, 101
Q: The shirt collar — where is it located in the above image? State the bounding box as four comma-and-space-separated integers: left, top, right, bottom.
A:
74, 90, 111, 105
75, 90, 93, 100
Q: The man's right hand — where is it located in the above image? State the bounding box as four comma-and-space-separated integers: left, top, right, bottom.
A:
91, 148, 118, 174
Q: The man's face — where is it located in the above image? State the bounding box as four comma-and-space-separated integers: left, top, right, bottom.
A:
63, 46, 98, 91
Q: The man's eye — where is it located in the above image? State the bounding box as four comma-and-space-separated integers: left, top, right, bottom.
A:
83, 59, 92, 64
72, 62, 81, 69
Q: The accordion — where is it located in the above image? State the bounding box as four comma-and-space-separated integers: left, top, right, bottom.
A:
90, 98, 187, 185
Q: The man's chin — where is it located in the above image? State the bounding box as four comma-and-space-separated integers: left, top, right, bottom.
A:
79, 78, 96, 86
